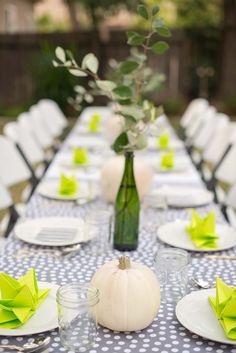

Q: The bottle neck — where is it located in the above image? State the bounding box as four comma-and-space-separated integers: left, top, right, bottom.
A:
122, 152, 135, 183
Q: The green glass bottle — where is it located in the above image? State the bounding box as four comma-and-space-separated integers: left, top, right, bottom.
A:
113, 152, 140, 251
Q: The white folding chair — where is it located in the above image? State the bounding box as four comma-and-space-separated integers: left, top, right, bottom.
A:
34, 103, 61, 139
222, 184, 236, 229
38, 99, 68, 131
3, 121, 46, 178
0, 180, 18, 238
185, 105, 216, 142
180, 98, 209, 129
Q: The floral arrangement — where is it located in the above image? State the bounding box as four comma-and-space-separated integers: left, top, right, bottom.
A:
53, 4, 171, 153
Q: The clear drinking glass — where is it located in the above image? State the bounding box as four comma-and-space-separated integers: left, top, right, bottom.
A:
85, 210, 112, 255
142, 194, 168, 235
154, 247, 190, 303
57, 283, 99, 352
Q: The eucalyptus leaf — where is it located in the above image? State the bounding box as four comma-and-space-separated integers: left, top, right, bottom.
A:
113, 85, 132, 100
135, 134, 148, 149
137, 4, 149, 20
127, 32, 145, 46
84, 94, 94, 103
66, 49, 75, 61
152, 18, 165, 30
55, 47, 66, 63
151, 41, 169, 54
82, 53, 99, 74
155, 27, 171, 38
152, 5, 160, 16
112, 132, 129, 153
74, 85, 86, 94
96, 80, 117, 92
119, 61, 139, 74
68, 69, 87, 77
120, 105, 145, 120
52, 60, 59, 67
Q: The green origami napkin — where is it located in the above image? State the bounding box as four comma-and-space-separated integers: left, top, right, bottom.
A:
185, 210, 219, 249
73, 147, 88, 166
0, 269, 50, 329
209, 277, 236, 340
88, 113, 101, 133
157, 132, 170, 149
59, 174, 78, 196
160, 150, 175, 169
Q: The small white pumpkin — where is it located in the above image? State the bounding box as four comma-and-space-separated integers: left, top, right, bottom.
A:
100, 155, 153, 203
103, 115, 124, 144
90, 256, 160, 332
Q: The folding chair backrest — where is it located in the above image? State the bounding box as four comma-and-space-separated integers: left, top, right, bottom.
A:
38, 99, 68, 130
186, 105, 216, 140
35, 103, 61, 138
0, 136, 31, 187
215, 142, 236, 186
180, 98, 208, 129
0, 180, 12, 210
193, 112, 228, 151
225, 184, 236, 209
20, 109, 52, 150
3, 121, 45, 166
203, 120, 232, 167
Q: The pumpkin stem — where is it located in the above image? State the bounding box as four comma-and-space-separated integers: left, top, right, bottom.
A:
118, 256, 131, 270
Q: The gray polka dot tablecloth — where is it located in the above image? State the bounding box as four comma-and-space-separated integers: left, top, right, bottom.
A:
1, 115, 236, 353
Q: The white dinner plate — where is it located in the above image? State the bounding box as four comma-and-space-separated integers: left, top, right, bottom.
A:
176, 288, 236, 345
148, 137, 184, 151
58, 155, 102, 169
14, 217, 90, 246
36, 180, 96, 201
0, 282, 58, 336
151, 186, 214, 208
157, 220, 236, 252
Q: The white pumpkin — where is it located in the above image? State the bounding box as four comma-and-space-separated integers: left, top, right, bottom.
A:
90, 256, 160, 332
100, 155, 153, 203
103, 115, 124, 144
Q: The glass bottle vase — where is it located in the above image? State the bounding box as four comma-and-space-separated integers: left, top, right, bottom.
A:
113, 152, 140, 251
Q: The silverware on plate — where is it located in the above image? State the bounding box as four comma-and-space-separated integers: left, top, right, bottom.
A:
207, 255, 236, 260
0, 336, 50, 352
191, 277, 215, 289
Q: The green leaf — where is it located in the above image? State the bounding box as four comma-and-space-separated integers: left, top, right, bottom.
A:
82, 53, 99, 74
151, 41, 169, 54
96, 80, 116, 91
66, 49, 75, 61
120, 105, 145, 120
135, 134, 148, 150
117, 99, 132, 106
127, 31, 145, 46
68, 69, 87, 77
112, 132, 129, 153
55, 46, 66, 63
112, 85, 132, 100
152, 18, 165, 30
155, 27, 171, 38
137, 4, 149, 20
119, 61, 139, 74
152, 5, 160, 16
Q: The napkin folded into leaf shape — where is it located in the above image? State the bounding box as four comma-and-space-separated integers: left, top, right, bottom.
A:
59, 174, 78, 196
73, 147, 88, 165
88, 113, 101, 133
185, 210, 219, 249
209, 277, 236, 340
0, 269, 50, 329
158, 132, 170, 149
160, 150, 175, 169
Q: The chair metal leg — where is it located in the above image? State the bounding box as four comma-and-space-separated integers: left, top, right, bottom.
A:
4, 206, 19, 238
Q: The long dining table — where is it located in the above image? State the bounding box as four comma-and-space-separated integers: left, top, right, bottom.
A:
0, 106, 235, 353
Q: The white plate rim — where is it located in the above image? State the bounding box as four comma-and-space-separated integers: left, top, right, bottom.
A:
175, 288, 236, 345
157, 220, 236, 252
14, 217, 86, 246
36, 180, 91, 201
0, 282, 58, 336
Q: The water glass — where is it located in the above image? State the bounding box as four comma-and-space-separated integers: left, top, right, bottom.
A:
85, 210, 112, 255
57, 283, 99, 352
154, 247, 190, 303
142, 194, 168, 234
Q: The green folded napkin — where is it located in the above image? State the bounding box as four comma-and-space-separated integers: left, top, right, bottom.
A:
0, 269, 50, 329
185, 210, 219, 249
73, 147, 88, 166
88, 113, 101, 133
157, 132, 170, 149
59, 174, 78, 196
160, 150, 175, 169
209, 277, 236, 340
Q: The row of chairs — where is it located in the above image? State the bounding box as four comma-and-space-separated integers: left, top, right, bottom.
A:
0, 99, 68, 237
180, 98, 236, 226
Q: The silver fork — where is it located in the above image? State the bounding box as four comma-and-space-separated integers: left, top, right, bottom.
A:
35, 227, 78, 242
